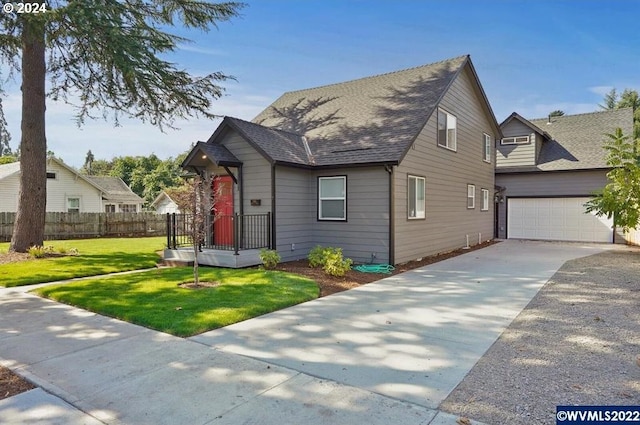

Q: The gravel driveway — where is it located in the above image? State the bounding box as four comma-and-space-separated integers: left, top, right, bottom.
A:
441, 246, 640, 424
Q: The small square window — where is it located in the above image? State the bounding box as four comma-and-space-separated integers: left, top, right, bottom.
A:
437, 108, 457, 151
408, 175, 425, 219
119, 204, 137, 213
467, 185, 475, 209
105, 205, 116, 213
481, 189, 489, 211
46, 172, 57, 179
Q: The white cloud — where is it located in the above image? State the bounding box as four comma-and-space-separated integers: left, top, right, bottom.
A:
588, 86, 614, 96
177, 44, 226, 56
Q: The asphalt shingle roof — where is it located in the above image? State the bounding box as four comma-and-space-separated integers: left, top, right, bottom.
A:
245, 55, 469, 166
497, 108, 634, 173
86, 176, 144, 203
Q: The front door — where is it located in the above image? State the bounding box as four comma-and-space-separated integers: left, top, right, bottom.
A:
213, 176, 234, 246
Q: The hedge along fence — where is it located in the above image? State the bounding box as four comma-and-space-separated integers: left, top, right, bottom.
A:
0, 212, 167, 242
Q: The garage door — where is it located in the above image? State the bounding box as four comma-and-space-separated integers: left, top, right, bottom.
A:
507, 197, 613, 243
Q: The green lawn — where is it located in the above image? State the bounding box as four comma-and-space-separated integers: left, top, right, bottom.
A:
0, 237, 165, 287
34, 267, 319, 337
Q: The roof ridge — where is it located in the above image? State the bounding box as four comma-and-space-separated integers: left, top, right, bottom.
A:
279, 55, 469, 96
226, 116, 305, 137
529, 107, 632, 122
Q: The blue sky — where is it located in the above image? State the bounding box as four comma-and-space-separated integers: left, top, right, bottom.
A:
2, 0, 639, 168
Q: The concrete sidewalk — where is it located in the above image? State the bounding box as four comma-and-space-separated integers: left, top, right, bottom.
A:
0, 240, 610, 424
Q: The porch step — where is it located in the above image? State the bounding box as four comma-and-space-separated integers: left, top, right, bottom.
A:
160, 258, 194, 267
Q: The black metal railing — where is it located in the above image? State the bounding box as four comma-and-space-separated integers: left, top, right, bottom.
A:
166, 213, 271, 254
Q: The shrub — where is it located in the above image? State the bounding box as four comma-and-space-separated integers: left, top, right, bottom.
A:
322, 247, 353, 277
259, 249, 281, 270
307, 245, 353, 277
28, 245, 49, 258
308, 245, 328, 268
56, 246, 67, 255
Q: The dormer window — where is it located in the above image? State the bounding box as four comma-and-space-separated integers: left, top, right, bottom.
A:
501, 136, 530, 145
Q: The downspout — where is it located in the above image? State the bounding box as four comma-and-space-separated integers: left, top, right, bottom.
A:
385, 164, 395, 265
271, 164, 277, 250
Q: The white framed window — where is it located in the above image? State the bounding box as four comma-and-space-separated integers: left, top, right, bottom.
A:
483, 133, 492, 162
119, 204, 137, 213
437, 108, 457, 151
408, 175, 425, 219
467, 185, 475, 209
501, 135, 530, 145
105, 204, 116, 213
318, 176, 346, 221
46, 171, 57, 179
481, 188, 489, 211
67, 197, 80, 213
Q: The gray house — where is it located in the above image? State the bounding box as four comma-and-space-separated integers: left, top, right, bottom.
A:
495, 108, 634, 243
169, 55, 501, 267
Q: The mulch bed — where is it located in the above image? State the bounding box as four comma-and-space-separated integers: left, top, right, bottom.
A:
1, 366, 35, 400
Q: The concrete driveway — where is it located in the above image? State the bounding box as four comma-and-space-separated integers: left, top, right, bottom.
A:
191, 240, 612, 409
0, 240, 611, 424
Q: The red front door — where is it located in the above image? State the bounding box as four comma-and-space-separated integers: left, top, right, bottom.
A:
213, 176, 234, 246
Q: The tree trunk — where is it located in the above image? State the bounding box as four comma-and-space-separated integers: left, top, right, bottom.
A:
10, 18, 47, 252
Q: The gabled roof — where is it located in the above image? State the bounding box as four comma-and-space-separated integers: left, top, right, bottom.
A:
500, 112, 552, 140
248, 55, 487, 166
497, 108, 634, 173
151, 191, 177, 208
193, 55, 499, 169
85, 176, 144, 204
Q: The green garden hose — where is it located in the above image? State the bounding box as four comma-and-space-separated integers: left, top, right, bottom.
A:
353, 264, 395, 274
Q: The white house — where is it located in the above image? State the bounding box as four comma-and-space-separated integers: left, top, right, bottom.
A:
0, 158, 143, 213
151, 191, 181, 214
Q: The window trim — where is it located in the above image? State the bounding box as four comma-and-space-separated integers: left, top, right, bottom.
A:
407, 175, 426, 220
317, 175, 347, 221
501, 135, 530, 145
46, 171, 57, 180
104, 204, 116, 213
437, 108, 457, 151
67, 196, 80, 213
467, 184, 475, 209
483, 133, 492, 163
481, 188, 490, 211
119, 204, 137, 213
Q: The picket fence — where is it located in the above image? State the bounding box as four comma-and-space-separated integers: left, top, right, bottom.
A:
0, 212, 166, 242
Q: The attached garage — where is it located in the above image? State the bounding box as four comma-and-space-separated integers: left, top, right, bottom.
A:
507, 197, 613, 243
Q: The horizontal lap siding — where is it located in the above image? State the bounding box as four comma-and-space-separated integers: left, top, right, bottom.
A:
275, 166, 314, 262
394, 66, 495, 264
495, 170, 609, 239
47, 162, 102, 212
497, 120, 537, 167
312, 167, 390, 264
221, 131, 272, 215
0, 174, 19, 212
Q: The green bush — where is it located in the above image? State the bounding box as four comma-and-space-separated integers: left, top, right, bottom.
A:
307, 245, 352, 277
308, 245, 329, 268
322, 247, 353, 277
259, 249, 281, 270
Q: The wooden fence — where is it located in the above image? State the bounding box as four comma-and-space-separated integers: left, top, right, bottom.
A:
0, 212, 166, 242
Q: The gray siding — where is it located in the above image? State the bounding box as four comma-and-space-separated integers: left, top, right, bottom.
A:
495, 169, 609, 239
394, 66, 495, 264
274, 166, 314, 262
497, 120, 536, 167
312, 167, 390, 264
219, 130, 272, 215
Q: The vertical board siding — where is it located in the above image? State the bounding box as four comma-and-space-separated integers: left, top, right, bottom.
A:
394, 66, 495, 264
312, 166, 390, 264
0, 212, 166, 241
495, 170, 610, 239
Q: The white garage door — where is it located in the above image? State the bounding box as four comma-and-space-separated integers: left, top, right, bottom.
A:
508, 197, 613, 243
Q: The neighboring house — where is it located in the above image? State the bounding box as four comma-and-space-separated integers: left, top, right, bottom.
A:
495, 108, 634, 243
178, 55, 501, 265
0, 157, 143, 213
85, 176, 144, 213
151, 191, 181, 214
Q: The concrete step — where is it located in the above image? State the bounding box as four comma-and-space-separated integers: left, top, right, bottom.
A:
159, 258, 194, 267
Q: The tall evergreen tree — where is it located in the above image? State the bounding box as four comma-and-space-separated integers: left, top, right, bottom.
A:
0, 1, 243, 252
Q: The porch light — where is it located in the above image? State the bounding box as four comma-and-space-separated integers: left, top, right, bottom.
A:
202, 155, 207, 159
